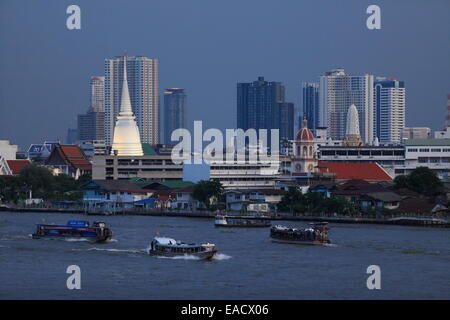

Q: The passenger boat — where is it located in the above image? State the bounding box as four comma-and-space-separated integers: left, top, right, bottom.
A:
270, 222, 331, 245
214, 215, 272, 228
32, 220, 112, 243
149, 237, 217, 260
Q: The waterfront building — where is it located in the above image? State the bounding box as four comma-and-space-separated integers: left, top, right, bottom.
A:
224, 189, 286, 212
104, 54, 159, 146
397, 138, 450, 179
342, 103, 363, 147
237, 76, 294, 146
317, 162, 393, 182
302, 82, 320, 132
374, 78, 406, 144
163, 88, 187, 145
92, 145, 280, 189
44, 145, 92, 179
110, 55, 144, 156
319, 69, 375, 144
401, 127, 431, 141
318, 144, 405, 177
82, 180, 154, 206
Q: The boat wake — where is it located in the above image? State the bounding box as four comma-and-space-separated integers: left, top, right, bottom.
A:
72, 247, 146, 255
156, 254, 202, 260
64, 238, 90, 242
212, 253, 232, 260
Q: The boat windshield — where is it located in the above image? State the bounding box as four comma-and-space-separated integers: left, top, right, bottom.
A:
154, 236, 177, 245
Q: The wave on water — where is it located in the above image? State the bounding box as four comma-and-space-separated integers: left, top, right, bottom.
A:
79, 247, 146, 254
212, 253, 232, 260
0, 234, 32, 241
64, 238, 90, 242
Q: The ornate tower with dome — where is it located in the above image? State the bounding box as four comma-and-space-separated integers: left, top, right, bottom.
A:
292, 119, 317, 173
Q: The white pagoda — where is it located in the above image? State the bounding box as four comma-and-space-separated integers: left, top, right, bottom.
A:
111, 54, 144, 156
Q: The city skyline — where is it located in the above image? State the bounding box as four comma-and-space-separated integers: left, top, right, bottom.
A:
1, 1, 449, 149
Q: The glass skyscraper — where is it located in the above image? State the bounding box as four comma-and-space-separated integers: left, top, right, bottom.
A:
163, 88, 187, 145
237, 77, 293, 146
302, 82, 320, 132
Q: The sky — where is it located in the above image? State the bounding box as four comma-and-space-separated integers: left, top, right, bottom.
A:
0, 0, 449, 149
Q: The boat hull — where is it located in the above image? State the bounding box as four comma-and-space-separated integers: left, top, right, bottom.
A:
32, 233, 111, 243
270, 237, 330, 246
149, 250, 217, 260
215, 223, 270, 228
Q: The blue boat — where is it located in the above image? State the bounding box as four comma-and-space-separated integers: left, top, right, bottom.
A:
32, 220, 112, 243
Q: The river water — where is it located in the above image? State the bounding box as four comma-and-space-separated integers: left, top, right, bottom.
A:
0, 211, 449, 299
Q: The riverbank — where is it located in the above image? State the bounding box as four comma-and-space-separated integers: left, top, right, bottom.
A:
1, 205, 449, 228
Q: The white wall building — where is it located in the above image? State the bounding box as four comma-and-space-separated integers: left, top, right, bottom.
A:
0, 140, 18, 160
397, 139, 450, 179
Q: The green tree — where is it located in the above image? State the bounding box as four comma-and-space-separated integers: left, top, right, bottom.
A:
18, 164, 54, 199
192, 180, 224, 210
394, 167, 442, 195
278, 187, 304, 213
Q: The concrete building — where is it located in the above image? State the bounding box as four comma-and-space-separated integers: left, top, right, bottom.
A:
434, 127, 450, 139
397, 139, 450, 179
77, 76, 105, 143
374, 78, 406, 144
401, 127, 431, 141
318, 145, 405, 177
302, 82, 320, 132
104, 54, 159, 146
319, 69, 375, 144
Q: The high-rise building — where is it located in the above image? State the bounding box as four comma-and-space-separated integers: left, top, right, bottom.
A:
77, 76, 105, 142
319, 69, 374, 144
302, 82, 319, 132
237, 76, 293, 146
90, 76, 105, 112
104, 54, 159, 146
374, 78, 406, 144
277, 102, 294, 141
163, 88, 187, 145
66, 128, 79, 144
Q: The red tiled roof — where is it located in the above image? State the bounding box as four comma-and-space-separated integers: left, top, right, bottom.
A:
318, 162, 392, 181
54, 145, 92, 171
6, 160, 32, 175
